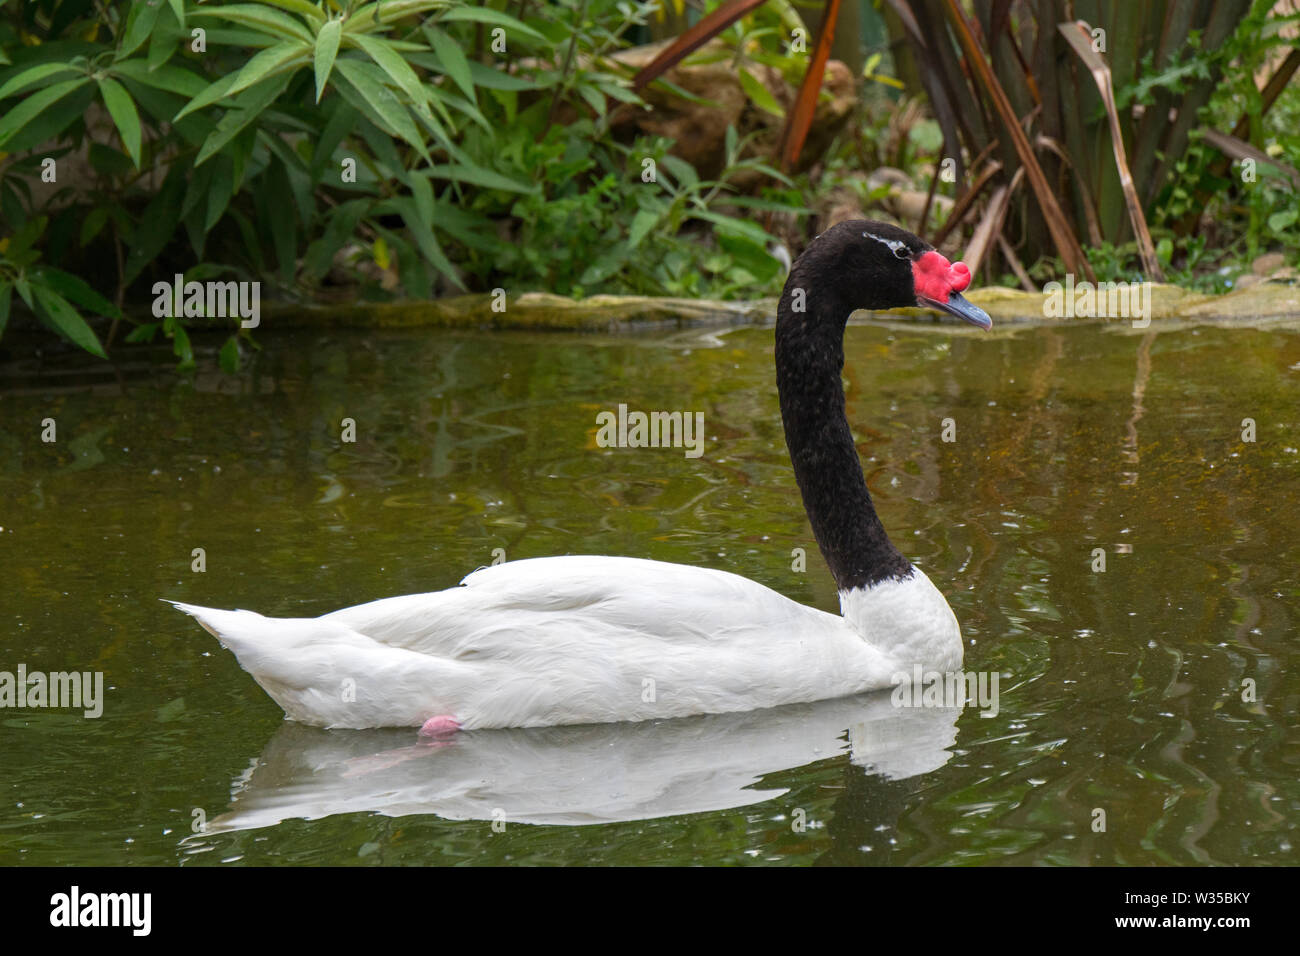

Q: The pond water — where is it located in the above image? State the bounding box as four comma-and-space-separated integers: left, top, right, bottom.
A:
2, 317, 1298, 865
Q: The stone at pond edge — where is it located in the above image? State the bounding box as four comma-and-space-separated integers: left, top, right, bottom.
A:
260, 293, 773, 331
256, 283, 1300, 331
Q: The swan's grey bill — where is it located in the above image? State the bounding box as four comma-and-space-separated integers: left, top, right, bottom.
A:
919, 291, 993, 330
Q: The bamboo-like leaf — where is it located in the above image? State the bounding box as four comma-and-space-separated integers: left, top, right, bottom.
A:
438, 89, 490, 133
181, 162, 216, 221
147, 5, 181, 72
125, 167, 185, 282
170, 322, 194, 365
303, 198, 370, 279
194, 74, 293, 167
33, 267, 122, 318
227, 42, 311, 99
190, 5, 315, 44
1059, 20, 1161, 280
219, 336, 241, 374
258, 0, 327, 24
425, 26, 474, 102
333, 58, 429, 160
205, 156, 236, 232
32, 286, 106, 358
628, 208, 661, 248
119, 0, 163, 58
406, 172, 434, 227
426, 162, 534, 193
392, 195, 463, 289
576, 83, 606, 118
594, 79, 641, 105
310, 97, 359, 174
315, 18, 343, 102
111, 59, 208, 98
438, 5, 548, 43
691, 209, 772, 245
737, 67, 782, 117
413, 98, 458, 154
79, 207, 110, 247
351, 32, 430, 113
632, 0, 768, 90
96, 76, 143, 168
14, 277, 34, 310
258, 132, 314, 225
0, 77, 88, 150
765, 0, 807, 37
1, 81, 93, 154
345, 0, 450, 34
778, 0, 840, 171
0, 62, 79, 101
175, 73, 239, 121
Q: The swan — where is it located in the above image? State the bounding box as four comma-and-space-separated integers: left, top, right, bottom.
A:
170, 220, 992, 732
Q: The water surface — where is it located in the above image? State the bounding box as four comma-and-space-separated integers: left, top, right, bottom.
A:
2, 318, 1298, 865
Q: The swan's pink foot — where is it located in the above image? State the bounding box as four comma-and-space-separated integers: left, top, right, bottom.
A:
418, 715, 462, 738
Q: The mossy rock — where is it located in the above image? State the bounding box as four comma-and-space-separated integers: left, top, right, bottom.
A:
255, 282, 1300, 333
262, 292, 774, 331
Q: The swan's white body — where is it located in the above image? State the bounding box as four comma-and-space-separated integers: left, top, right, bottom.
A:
174, 555, 961, 730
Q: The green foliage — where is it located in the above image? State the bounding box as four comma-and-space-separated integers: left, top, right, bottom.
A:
1029, 234, 1234, 295
0, 214, 117, 357
1141, 0, 1300, 269
0, 0, 804, 363
463, 114, 793, 298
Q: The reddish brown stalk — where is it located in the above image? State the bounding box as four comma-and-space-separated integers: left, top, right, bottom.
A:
777, 0, 843, 172
631, 0, 769, 91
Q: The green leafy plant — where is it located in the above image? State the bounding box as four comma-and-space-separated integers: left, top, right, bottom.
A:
0, 215, 118, 358
0, 0, 809, 365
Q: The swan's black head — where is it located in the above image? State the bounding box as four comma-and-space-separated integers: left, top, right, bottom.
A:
782, 220, 992, 330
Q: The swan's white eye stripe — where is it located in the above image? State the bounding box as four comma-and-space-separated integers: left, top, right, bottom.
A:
863, 232, 912, 259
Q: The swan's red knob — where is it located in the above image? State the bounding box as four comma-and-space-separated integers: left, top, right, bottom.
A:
949, 261, 971, 293
913, 250, 973, 302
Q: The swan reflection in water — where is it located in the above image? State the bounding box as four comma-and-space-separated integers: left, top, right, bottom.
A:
190, 691, 961, 836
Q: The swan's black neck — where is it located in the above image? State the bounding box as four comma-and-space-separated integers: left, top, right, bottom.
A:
776, 259, 913, 592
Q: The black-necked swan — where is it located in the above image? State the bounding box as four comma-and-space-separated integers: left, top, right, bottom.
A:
171, 220, 991, 733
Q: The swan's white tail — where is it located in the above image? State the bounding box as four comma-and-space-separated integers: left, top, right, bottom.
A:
165, 600, 318, 687
166, 600, 266, 652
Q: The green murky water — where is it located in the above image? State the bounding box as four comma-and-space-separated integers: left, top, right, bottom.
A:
2, 318, 1298, 865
